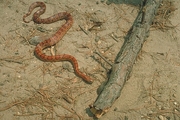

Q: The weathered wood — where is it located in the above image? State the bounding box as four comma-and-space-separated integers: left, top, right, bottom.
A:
90, 0, 162, 118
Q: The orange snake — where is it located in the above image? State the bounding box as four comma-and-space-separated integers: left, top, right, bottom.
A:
23, 2, 93, 83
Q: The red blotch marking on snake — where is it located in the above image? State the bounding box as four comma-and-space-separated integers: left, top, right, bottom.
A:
23, 2, 93, 83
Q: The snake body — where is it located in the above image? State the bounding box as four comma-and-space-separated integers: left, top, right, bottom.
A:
23, 2, 93, 83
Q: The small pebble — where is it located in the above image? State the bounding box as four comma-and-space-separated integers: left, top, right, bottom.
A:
29, 36, 42, 46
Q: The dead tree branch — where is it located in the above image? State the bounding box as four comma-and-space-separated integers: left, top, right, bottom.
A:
90, 0, 162, 118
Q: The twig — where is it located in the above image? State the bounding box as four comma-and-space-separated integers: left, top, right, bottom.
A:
0, 100, 25, 112
79, 25, 88, 35
94, 51, 112, 66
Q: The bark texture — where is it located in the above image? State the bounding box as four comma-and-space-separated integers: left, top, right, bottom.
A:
90, 0, 162, 118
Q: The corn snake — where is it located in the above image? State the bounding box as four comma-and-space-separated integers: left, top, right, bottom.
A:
23, 2, 93, 83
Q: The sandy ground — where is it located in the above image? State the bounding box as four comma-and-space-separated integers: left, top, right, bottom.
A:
0, 0, 180, 120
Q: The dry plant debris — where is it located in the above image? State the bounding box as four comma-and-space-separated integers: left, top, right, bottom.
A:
128, 71, 180, 119
152, 0, 178, 31
0, 85, 83, 120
